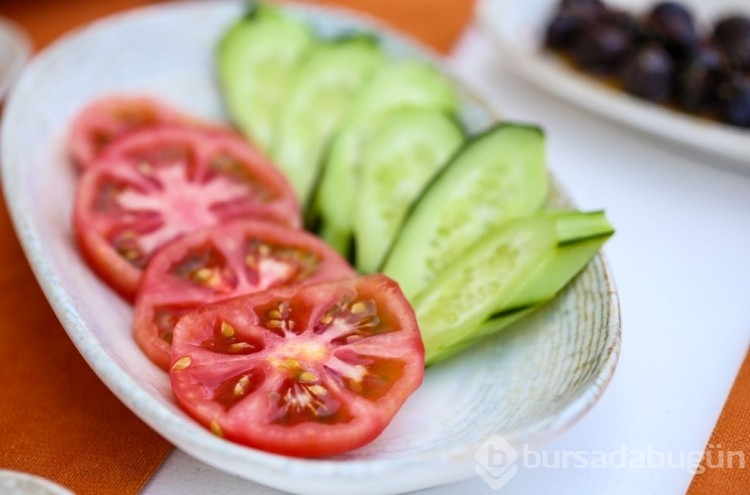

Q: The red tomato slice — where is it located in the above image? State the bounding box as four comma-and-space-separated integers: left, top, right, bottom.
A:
134, 220, 355, 370
69, 96, 192, 168
74, 127, 300, 300
169, 275, 425, 458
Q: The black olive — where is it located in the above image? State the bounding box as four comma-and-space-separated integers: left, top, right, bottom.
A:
560, 0, 606, 22
602, 9, 644, 42
674, 42, 725, 113
545, 11, 587, 51
713, 15, 750, 71
642, 2, 699, 58
713, 15, 750, 46
621, 43, 675, 102
717, 74, 750, 128
570, 23, 633, 74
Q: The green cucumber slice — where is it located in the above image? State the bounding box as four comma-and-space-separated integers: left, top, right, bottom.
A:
315, 61, 459, 256
425, 307, 535, 366
353, 109, 464, 273
417, 211, 614, 365
382, 123, 549, 299
499, 210, 613, 309
217, 5, 314, 153
271, 35, 385, 207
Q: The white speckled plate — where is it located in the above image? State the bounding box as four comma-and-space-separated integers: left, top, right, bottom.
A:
0, 2, 620, 494
0, 471, 73, 495
478, 0, 750, 166
0, 16, 31, 102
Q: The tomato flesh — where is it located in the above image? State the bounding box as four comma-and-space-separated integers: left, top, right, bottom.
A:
74, 127, 300, 299
134, 220, 353, 370
69, 96, 192, 168
169, 275, 425, 458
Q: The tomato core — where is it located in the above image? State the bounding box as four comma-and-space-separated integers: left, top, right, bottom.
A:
272, 342, 328, 365
116, 164, 251, 255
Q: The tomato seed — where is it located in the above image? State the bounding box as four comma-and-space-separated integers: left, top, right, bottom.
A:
210, 420, 223, 437
233, 375, 251, 397
220, 321, 235, 338
298, 371, 317, 383
171, 356, 192, 371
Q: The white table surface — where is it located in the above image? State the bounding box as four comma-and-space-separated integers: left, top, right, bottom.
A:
143, 27, 750, 495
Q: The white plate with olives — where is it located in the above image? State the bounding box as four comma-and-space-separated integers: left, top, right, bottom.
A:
478, 0, 750, 167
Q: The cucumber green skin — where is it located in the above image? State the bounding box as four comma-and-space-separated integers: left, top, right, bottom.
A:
315, 61, 460, 257
419, 211, 614, 366
425, 307, 535, 366
217, 4, 314, 153
354, 109, 465, 273
382, 123, 549, 299
500, 210, 613, 309
270, 36, 385, 207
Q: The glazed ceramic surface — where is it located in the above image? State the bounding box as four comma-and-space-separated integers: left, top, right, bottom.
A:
0, 470, 73, 495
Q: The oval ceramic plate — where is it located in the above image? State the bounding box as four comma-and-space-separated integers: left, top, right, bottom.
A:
477, 0, 750, 166
0, 16, 31, 101
0, 2, 620, 494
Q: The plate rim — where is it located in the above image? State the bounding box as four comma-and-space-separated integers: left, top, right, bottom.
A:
0, 15, 32, 102
0, 470, 74, 495
0, 0, 621, 490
